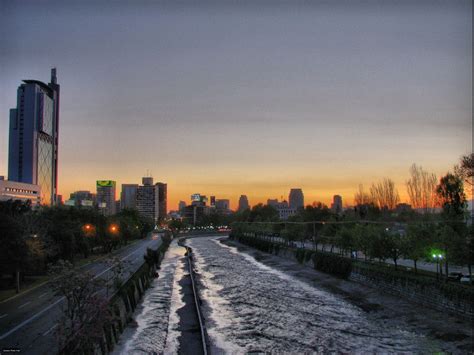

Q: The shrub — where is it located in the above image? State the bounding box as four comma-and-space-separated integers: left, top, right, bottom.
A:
312, 251, 352, 279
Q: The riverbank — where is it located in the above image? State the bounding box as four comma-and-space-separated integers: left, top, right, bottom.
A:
223, 238, 473, 353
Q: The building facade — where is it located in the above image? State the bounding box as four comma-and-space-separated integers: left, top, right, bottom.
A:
331, 195, 343, 214
216, 199, 230, 214
0, 176, 41, 207
8, 69, 60, 205
156, 182, 167, 221
69, 190, 95, 207
96, 180, 116, 216
238, 195, 250, 211
289, 188, 304, 210
136, 177, 160, 222
121, 184, 138, 210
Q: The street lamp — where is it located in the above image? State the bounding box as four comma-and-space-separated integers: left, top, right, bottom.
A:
433, 253, 443, 280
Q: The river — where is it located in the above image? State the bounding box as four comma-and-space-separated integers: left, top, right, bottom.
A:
114, 235, 469, 353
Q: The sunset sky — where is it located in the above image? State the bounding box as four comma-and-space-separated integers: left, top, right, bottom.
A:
0, 1, 472, 210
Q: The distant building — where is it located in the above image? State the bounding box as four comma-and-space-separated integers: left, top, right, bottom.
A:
183, 205, 210, 225
96, 180, 116, 216
191, 193, 207, 207
121, 184, 138, 210
156, 182, 167, 221
289, 188, 304, 210
136, 177, 159, 222
8, 69, 60, 205
277, 207, 297, 220
69, 190, 95, 207
0, 176, 41, 207
266, 198, 295, 220
267, 198, 288, 209
216, 199, 230, 214
238, 195, 250, 211
331, 195, 343, 214
210, 195, 216, 207
178, 200, 186, 212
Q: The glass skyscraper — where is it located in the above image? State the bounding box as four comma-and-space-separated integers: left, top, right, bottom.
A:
8, 69, 60, 205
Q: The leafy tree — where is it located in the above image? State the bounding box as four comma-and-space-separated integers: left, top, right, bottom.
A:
401, 223, 433, 272
0, 213, 28, 293
454, 153, 474, 188
247, 203, 279, 222
436, 173, 467, 219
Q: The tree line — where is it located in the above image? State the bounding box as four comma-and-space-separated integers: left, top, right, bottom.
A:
231, 154, 473, 279
0, 202, 155, 293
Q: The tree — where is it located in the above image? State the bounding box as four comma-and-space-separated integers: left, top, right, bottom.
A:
49, 260, 113, 353
0, 214, 28, 293
406, 163, 438, 212
370, 178, 400, 210
454, 153, 473, 203
354, 184, 372, 206
436, 173, 467, 220
401, 223, 432, 273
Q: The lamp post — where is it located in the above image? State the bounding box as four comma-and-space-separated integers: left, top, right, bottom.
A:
433, 254, 443, 281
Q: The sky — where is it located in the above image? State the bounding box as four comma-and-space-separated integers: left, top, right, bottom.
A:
0, 1, 472, 211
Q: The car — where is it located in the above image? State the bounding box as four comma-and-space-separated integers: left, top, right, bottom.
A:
448, 272, 463, 281
460, 274, 473, 285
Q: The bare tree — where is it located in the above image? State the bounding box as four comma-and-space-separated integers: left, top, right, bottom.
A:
370, 178, 400, 210
406, 163, 438, 212
354, 184, 372, 206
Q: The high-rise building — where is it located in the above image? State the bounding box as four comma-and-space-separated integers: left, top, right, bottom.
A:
210, 195, 216, 207
8, 68, 60, 205
121, 184, 138, 210
331, 195, 343, 214
156, 182, 167, 221
289, 188, 304, 210
238, 195, 250, 211
178, 200, 186, 212
96, 180, 116, 216
136, 177, 160, 222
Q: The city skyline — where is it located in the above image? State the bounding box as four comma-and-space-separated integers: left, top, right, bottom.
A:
1, 1, 472, 210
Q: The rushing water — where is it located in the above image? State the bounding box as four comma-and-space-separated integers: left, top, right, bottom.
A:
188, 236, 438, 353
113, 240, 186, 355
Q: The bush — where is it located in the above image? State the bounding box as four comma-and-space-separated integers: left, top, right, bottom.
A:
312, 251, 352, 279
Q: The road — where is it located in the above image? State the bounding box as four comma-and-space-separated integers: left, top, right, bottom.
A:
0, 235, 162, 354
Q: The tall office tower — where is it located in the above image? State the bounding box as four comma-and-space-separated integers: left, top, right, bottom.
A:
156, 182, 167, 221
178, 200, 186, 212
96, 180, 116, 216
8, 68, 60, 205
121, 184, 138, 209
210, 195, 216, 207
289, 188, 304, 210
331, 195, 343, 214
238, 195, 250, 211
136, 177, 160, 222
